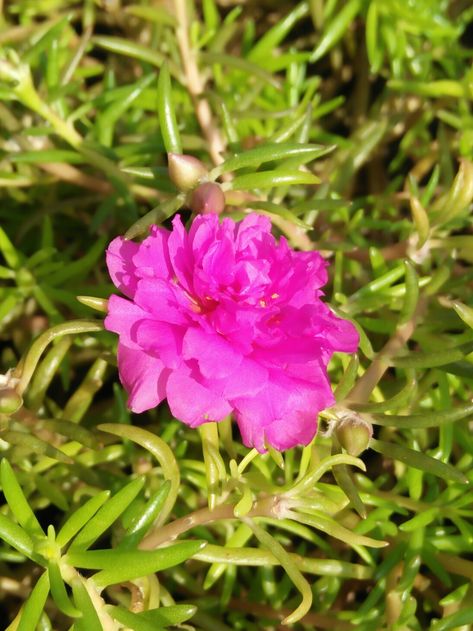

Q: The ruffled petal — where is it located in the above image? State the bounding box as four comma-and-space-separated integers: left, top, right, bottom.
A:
106, 237, 140, 298
105, 213, 358, 451
117, 343, 168, 413
104, 295, 148, 349
234, 369, 334, 452
166, 371, 232, 427
182, 327, 242, 379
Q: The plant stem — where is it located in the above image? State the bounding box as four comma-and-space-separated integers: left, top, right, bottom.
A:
139, 495, 282, 550
173, 0, 226, 166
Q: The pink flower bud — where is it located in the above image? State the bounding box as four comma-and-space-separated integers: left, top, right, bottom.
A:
190, 182, 226, 215
168, 153, 208, 191
0, 387, 23, 415
336, 413, 373, 456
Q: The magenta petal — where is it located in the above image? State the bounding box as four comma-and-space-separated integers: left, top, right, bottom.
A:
118, 343, 168, 413
134, 319, 184, 368
166, 371, 232, 427
104, 295, 148, 349
264, 413, 318, 452
234, 369, 334, 452
106, 237, 140, 298
105, 213, 358, 449
134, 278, 190, 325
182, 327, 242, 379
132, 226, 172, 281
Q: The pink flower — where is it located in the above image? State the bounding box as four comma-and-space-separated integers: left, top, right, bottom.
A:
105, 214, 358, 452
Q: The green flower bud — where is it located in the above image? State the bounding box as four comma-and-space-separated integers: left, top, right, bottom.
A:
168, 153, 208, 191
190, 182, 226, 215
0, 387, 23, 415
335, 413, 373, 456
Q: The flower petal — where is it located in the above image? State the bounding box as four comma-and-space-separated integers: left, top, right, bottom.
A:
117, 343, 169, 413
106, 237, 140, 298
234, 369, 334, 452
182, 328, 242, 379
166, 371, 232, 427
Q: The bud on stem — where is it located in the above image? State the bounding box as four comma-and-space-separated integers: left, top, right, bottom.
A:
168, 153, 208, 191
0, 387, 23, 415
190, 182, 226, 215
335, 413, 373, 456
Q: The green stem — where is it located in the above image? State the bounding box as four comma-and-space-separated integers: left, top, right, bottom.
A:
242, 516, 313, 625
98, 424, 180, 528
196, 543, 373, 579
138, 495, 281, 550
14, 320, 103, 396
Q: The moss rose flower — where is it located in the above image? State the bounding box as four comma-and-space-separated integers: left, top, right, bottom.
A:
105, 213, 358, 452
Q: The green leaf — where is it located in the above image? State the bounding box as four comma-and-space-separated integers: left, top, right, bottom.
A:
369, 402, 473, 428
230, 169, 319, 191
157, 62, 182, 154
10, 150, 84, 164
212, 143, 331, 176
124, 4, 177, 26
288, 453, 366, 497
334, 354, 360, 402
48, 561, 81, 617
37, 420, 95, 448
69, 477, 145, 550
291, 510, 387, 549
399, 507, 439, 533
431, 606, 473, 631
108, 604, 197, 631
370, 439, 467, 483
247, 2, 309, 61
0, 226, 22, 269
17, 572, 50, 631
1, 459, 44, 537
97, 73, 156, 147
245, 201, 311, 229
365, 1, 382, 72
391, 342, 473, 369
0, 513, 37, 559
409, 195, 430, 248
311, 0, 361, 62
35, 474, 69, 511
134, 604, 197, 626
118, 481, 171, 550
98, 424, 180, 528
23, 15, 72, 63
46, 237, 107, 286
107, 606, 161, 631
92, 36, 177, 74
352, 375, 416, 413
67, 540, 207, 587
56, 491, 110, 548
200, 52, 281, 88
71, 577, 103, 631
453, 301, 473, 329
2, 431, 73, 464
398, 260, 419, 324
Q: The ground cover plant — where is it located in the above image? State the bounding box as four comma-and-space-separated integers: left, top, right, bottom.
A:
1, 0, 473, 629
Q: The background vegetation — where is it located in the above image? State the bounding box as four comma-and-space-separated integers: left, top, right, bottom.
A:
1, 0, 473, 629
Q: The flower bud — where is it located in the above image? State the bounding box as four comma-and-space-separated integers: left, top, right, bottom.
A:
190, 182, 226, 215
168, 153, 208, 191
335, 413, 372, 456
0, 387, 23, 415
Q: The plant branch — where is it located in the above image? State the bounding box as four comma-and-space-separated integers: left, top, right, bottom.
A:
173, 0, 226, 166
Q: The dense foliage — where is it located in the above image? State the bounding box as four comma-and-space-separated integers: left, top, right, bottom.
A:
1, 0, 473, 629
